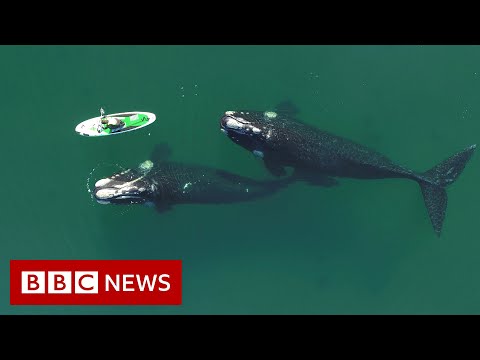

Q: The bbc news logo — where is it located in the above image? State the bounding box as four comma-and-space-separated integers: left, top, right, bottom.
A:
21, 272, 171, 294
10, 260, 182, 305
22, 272, 100, 294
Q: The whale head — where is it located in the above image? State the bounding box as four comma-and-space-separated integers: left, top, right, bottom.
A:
220, 110, 276, 153
94, 160, 156, 205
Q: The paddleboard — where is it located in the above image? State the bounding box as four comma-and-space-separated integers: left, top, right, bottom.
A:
75, 110, 156, 137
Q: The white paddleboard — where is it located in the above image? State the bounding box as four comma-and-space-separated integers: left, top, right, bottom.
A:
75, 111, 156, 137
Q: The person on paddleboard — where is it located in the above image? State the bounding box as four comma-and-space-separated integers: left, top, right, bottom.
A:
97, 107, 124, 133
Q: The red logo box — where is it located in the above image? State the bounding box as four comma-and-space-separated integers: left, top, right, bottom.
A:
10, 260, 182, 305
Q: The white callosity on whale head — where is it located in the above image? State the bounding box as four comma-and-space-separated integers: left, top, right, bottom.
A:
264, 111, 277, 120
225, 117, 247, 130
94, 178, 111, 188
95, 188, 116, 199
222, 112, 264, 136
223, 113, 263, 134
138, 160, 154, 173
122, 185, 139, 193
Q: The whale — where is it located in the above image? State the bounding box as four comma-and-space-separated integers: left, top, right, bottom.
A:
93, 144, 296, 213
219, 103, 476, 235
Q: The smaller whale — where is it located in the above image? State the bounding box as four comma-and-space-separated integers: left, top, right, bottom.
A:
93, 144, 297, 212
219, 102, 476, 235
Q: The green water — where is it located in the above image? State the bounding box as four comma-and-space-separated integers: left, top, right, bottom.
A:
1, 45, 479, 314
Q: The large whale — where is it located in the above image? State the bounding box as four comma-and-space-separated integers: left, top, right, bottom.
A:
219, 104, 476, 235
93, 145, 295, 212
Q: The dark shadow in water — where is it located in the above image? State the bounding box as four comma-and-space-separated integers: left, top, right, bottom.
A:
274, 100, 300, 117
150, 143, 172, 163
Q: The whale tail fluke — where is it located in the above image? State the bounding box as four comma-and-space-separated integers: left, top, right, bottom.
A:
419, 144, 476, 236
419, 183, 447, 237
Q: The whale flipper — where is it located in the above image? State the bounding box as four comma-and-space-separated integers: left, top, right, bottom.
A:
215, 170, 258, 183
154, 202, 173, 213
274, 100, 300, 117
419, 144, 476, 236
150, 143, 173, 163
263, 156, 287, 177
294, 169, 339, 188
